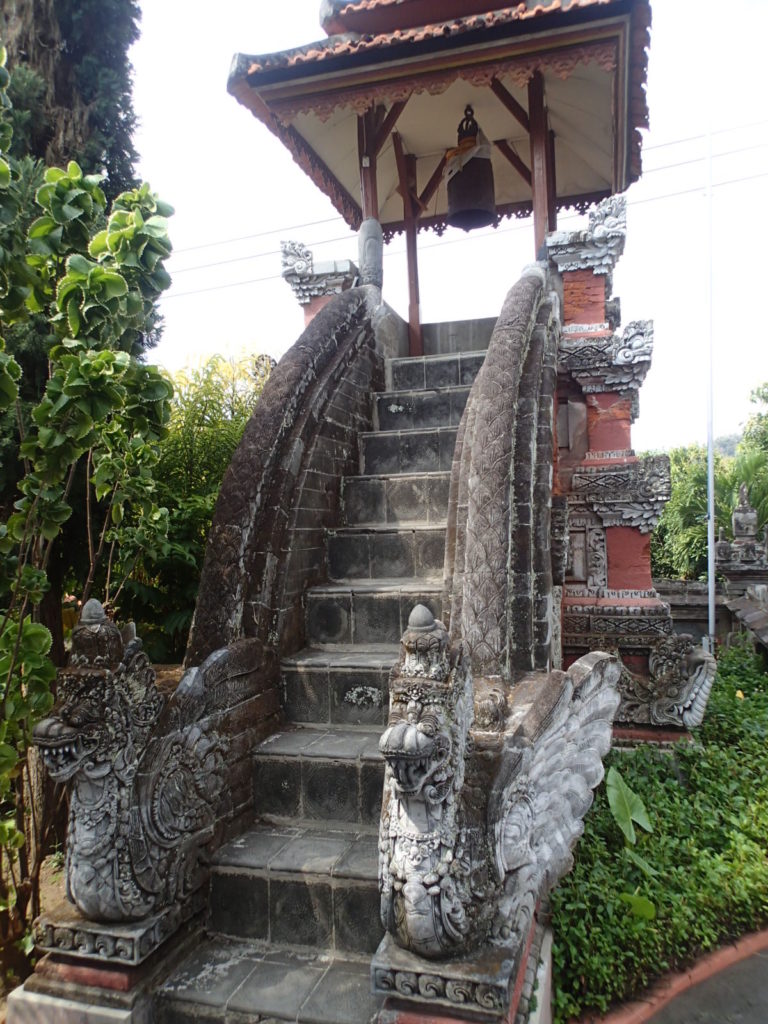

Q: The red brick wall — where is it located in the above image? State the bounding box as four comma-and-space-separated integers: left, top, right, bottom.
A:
606, 527, 652, 590
562, 270, 605, 325
586, 393, 632, 451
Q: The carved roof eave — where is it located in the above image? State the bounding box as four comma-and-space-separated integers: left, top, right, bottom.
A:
228, 2, 650, 234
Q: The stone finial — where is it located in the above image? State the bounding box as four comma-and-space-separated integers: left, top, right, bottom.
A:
715, 526, 733, 564
280, 239, 359, 307
546, 194, 627, 275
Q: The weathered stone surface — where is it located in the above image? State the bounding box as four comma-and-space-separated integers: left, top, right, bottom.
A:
281, 239, 359, 307
547, 194, 627, 276
186, 286, 380, 666
7, 987, 141, 1024
445, 265, 560, 676
377, 603, 620, 995
33, 603, 225, 925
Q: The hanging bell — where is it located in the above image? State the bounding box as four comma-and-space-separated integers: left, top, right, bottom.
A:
446, 105, 496, 232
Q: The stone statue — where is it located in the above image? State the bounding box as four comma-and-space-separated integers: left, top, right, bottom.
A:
378, 606, 620, 960
733, 482, 758, 539
33, 600, 224, 922
614, 636, 717, 729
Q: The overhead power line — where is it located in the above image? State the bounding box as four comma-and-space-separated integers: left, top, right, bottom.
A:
163, 168, 768, 302
168, 139, 767, 277
168, 120, 768, 259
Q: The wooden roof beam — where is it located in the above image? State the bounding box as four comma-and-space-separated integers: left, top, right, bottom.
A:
494, 139, 532, 187
490, 77, 530, 134
373, 96, 411, 156
418, 154, 447, 215
392, 131, 420, 216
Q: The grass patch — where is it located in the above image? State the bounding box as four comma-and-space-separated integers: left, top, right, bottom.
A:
550, 640, 768, 1022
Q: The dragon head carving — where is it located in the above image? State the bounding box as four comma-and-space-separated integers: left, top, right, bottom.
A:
34, 600, 164, 784
33, 600, 223, 923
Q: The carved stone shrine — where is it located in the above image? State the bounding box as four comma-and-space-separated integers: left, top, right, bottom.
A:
548, 198, 715, 730
7, 2, 718, 1024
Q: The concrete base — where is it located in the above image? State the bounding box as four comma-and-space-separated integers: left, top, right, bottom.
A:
528, 930, 552, 1024
7, 985, 149, 1023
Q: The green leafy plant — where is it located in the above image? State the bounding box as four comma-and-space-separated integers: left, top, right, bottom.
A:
0, 46, 173, 969
550, 640, 768, 1022
606, 765, 656, 919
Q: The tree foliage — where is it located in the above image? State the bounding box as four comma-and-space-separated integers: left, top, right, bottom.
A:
1, 0, 140, 199
0, 46, 173, 962
119, 354, 274, 662
651, 441, 768, 580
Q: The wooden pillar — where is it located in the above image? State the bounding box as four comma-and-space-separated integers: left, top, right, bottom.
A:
405, 154, 422, 356
357, 108, 379, 220
528, 71, 551, 257
393, 132, 423, 356
547, 128, 557, 232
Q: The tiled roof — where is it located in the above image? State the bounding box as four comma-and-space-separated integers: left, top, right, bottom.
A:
322, 0, 570, 34
247, 1, 619, 76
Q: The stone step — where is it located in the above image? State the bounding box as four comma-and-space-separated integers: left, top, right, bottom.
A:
327, 524, 445, 581
207, 822, 381, 956
421, 317, 496, 356
281, 645, 398, 726
341, 471, 450, 527
156, 938, 382, 1024
360, 425, 458, 475
306, 578, 442, 645
387, 349, 485, 392
252, 726, 384, 828
375, 384, 470, 431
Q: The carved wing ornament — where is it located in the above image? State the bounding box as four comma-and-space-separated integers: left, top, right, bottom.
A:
379, 605, 621, 960
489, 653, 620, 943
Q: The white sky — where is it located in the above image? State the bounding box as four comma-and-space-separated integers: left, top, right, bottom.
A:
130, 0, 768, 452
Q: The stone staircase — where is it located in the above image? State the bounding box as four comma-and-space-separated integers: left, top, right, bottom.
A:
155, 330, 491, 1024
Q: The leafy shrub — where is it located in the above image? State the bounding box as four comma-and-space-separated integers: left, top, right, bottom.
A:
550, 640, 768, 1022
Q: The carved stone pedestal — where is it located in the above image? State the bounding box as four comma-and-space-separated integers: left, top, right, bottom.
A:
8, 902, 203, 1024
372, 933, 528, 1022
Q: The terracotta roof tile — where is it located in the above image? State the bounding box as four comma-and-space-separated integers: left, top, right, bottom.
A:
246, 1, 616, 76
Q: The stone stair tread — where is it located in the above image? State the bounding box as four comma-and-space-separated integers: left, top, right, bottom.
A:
256, 724, 382, 761
308, 577, 442, 593
158, 939, 381, 1024
282, 644, 399, 668
330, 522, 446, 534
378, 383, 471, 396
213, 821, 378, 880
360, 424, 457, 440
347, 470, 450, 481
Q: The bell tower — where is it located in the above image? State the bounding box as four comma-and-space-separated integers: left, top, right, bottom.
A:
228, 0, 651, 354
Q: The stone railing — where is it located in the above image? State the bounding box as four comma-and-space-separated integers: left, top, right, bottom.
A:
373, 267, 622, 1021
187, 285, 380, 665
31, 286, 382, 962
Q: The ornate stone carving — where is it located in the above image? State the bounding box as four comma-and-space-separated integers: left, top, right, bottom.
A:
379, 607, 482, 959
547, 195, 627, 275
378, 607, 621, 967
613, 637, 717, 728
281, 240, 312, 277
558, 320, 654, 397
570, 455, 670, 532
33, 600, 225, 923
359, 217, 384, 290
280, 239, 359, 305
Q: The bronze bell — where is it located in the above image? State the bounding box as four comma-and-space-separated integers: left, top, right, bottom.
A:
446, 105, 496, 232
